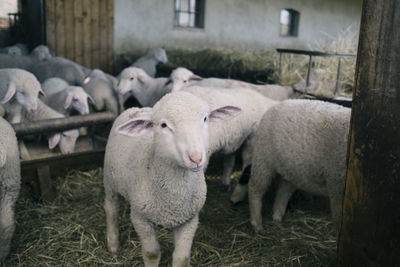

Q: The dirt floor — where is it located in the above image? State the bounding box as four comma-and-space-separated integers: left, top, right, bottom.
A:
3, 168, 337, 266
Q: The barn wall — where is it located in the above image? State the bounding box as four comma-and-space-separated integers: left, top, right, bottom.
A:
114, 0, 362, 56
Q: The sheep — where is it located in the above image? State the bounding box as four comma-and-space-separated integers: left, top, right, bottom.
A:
41, 77, 94, 115
117, 67, 171, 107
20, 99, 80, 154
182, 86, 279, 191
104, 91, 240, 267
0, 68, 44, 123
0, 117, 20, 263
132, 48, 168, 77
247, 99, 351, 233
167, 67, 293, 101
0, 46, 22, 56
30, 45, 52, 61
0, 54, 34, 70
82, 69, 123, 115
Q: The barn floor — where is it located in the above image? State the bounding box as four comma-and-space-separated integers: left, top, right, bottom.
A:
4, 168, 337, 266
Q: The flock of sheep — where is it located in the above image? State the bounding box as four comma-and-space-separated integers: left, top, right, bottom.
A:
0, 44, 351, 266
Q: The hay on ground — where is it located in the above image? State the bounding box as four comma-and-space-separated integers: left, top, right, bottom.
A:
4, 168, 337, 266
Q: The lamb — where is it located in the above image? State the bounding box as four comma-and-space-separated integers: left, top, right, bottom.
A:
132, 48, 168, 77
117, 67, 171, 107
0, 117, 21, 263
41, 78, 94, 115
247, 99, 350, 233
167, 67, 293, 101
82, 69, 123, 115
0, 68, 44, 123
20, 99, 80, 154
0, 46, 22, 56
182, 86, 278, 191
0, 54, 35, 72
103, 91, 240, 267
30, 45, 52, 61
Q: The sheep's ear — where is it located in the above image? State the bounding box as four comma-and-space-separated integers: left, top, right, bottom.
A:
137, 74, 150, 85
39, 88, 46, 97
1, 82, 16, 104
189, 75, 203, 81
83, 76, 91, 84
87, 94, 95, 105
48, 133, 61, 149
163, 78, 172, 88
64, 92, 74, 109
209, 106, 241, 122
116, 117, 153, 136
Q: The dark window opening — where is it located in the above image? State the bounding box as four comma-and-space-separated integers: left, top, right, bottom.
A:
174, 0, 205, 28
280, 9, 300, 37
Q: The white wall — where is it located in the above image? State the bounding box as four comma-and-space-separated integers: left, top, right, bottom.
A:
0, 0, 17, 18
114, 0, 362, 55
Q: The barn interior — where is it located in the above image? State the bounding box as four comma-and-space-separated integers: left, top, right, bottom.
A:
1, 0, 399, 266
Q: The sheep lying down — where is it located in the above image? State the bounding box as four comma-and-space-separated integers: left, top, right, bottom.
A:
103, 91, 241, 267
246, 99, 350, 233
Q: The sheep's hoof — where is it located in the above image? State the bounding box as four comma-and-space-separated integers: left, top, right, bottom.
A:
272, 212, 284, 223
221, 184, 231, 192
253, 225, 265, 235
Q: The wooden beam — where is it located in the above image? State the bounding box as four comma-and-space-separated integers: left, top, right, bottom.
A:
337, 0, 400, 266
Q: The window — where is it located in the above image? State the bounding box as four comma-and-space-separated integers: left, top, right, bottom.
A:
280, 9, 300, 37
174, 0, 205, 28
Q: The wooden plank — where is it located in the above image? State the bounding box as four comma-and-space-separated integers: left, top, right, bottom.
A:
55, 0, 65, 57
64, 0, 75, 60
90, 0, 100, 69
73, 0, 84, 65
45, 0, 56, 53
336, 0, 400, 266
99, 0, 108, 71
37, 165, 55, 203
82, 0, 92, 68
106, 0, 114, 73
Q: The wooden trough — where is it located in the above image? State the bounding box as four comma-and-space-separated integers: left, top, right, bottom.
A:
12, 112, 116, 202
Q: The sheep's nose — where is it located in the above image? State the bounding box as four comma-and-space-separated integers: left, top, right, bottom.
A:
189, 152, 202, 165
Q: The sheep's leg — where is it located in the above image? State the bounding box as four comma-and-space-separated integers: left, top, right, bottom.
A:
272, 179, 296, 222
248, 166, 275, 234
172, 214, 199, 267
230, 164, 251, 205
0, 189, 18, 261
221, 153, 235, 191
327, 179, 345, 222
104, 189, 120, 254
130, 213, 160, 267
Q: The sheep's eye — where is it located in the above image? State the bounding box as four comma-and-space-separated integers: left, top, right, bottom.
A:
183, 80, 188, 83
204, 116, 207, 122
161, 122, 167, 128
130, 77, 134, 81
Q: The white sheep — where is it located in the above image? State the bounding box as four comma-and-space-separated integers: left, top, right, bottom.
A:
247, 99, 350, 233
82, 69, 123, 115
182, 86, 278, 191
132, 48, 168, 77
117, 67, 171, 107
41, 78, 94, 115
0, 68, 44, 123
20, 99, 80, 154
0, 46, 22, 56
0, 117, 21, 263
30, 45, 52, 61
104, 91, 240, 267
168, 67, 293, 101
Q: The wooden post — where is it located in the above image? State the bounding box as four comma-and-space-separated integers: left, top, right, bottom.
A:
337, 0, 400, 266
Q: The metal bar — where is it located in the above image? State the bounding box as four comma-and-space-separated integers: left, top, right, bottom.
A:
278, 52, 283, 84
306, 55, 313, 87
13, 112, 115, 137
276, 48, 356, 58
288, 54, 293, 71
334, 57, 343, 96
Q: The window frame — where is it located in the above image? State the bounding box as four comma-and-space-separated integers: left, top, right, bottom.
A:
174, 0, 205, 29
279, 8, 300, 37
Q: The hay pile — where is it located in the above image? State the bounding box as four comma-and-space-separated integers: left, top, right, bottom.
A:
5, 168, 337, 266
275, 25, 358, 97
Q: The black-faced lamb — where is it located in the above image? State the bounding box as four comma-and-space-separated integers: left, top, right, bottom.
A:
103, 91, 240, 267
132, 48, 168, 77
0, 68, 44, 123
0, 117, 21, 262
247, 99, 350, 233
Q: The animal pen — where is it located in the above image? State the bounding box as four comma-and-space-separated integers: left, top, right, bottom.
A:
1, 0, 400, 266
